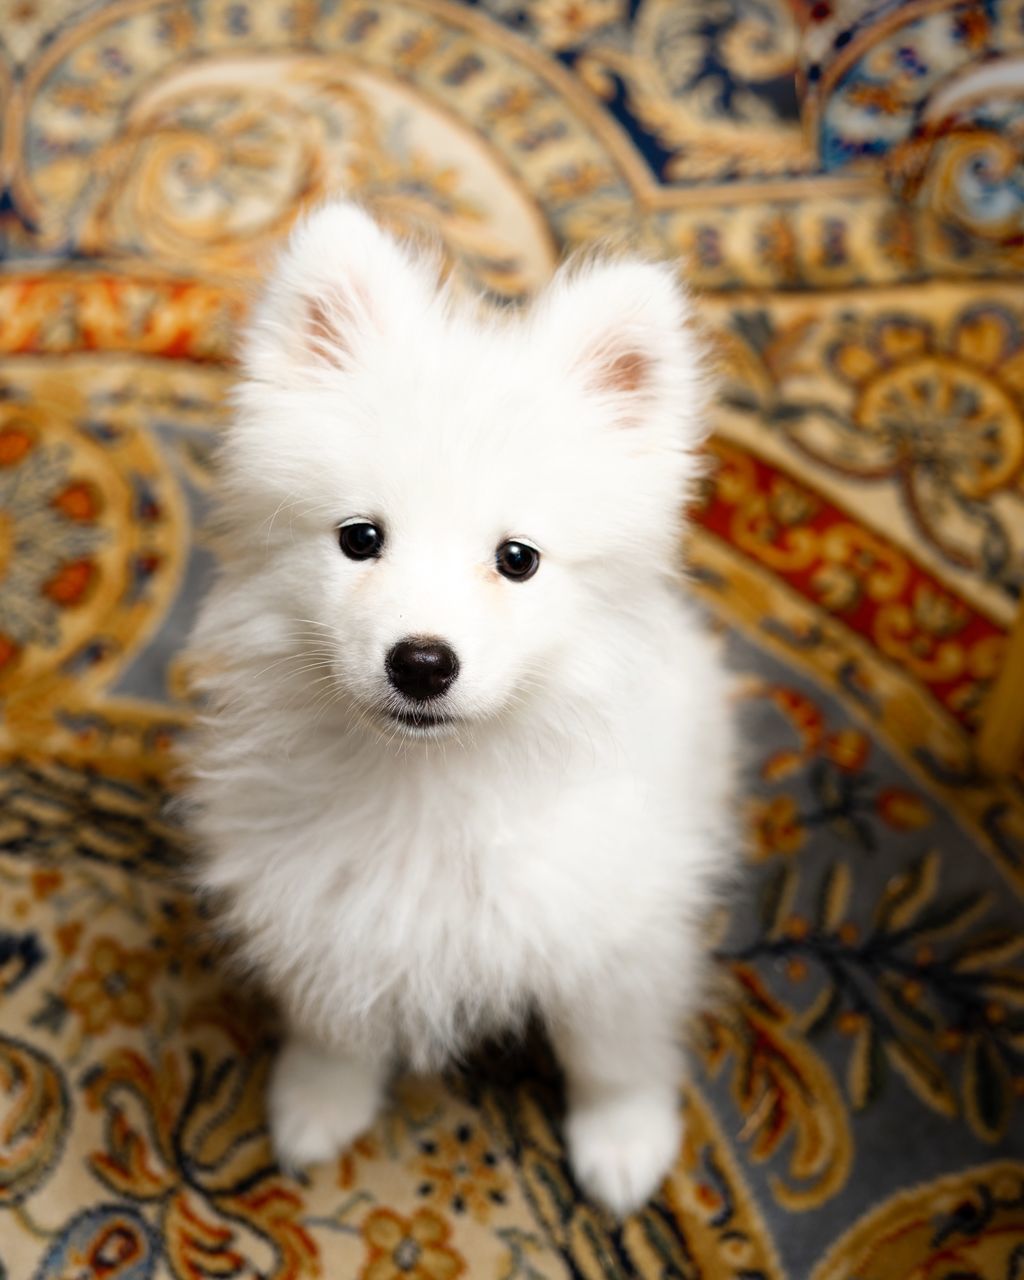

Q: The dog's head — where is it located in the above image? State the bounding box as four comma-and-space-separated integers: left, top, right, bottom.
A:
217, 202, 710, 739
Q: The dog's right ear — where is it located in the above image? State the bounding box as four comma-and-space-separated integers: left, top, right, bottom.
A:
240, 202, 436, 384
535, 255, 710, 447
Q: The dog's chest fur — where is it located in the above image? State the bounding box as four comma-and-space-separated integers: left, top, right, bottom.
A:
209, 743, 671, 1067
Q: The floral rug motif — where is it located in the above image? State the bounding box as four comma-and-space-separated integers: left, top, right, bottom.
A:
1, 2, 1023, 1278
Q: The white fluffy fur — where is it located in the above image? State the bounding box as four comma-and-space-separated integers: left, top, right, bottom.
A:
184, 201, 739, 1216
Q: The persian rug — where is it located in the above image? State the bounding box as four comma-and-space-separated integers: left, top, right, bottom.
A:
0, 2, 1022, 1277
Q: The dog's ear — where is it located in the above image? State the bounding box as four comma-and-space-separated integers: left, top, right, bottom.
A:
242, 202, 436, 382
539, 258, 708, 436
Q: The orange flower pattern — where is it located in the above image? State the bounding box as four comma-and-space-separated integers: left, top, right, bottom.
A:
64, 938, 156, 1035
360, 1208, 465, 1280
413, 1124, 509, 1222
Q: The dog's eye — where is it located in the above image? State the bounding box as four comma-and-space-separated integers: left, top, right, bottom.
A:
495, 539, 540, 582
338, 520, 384, 561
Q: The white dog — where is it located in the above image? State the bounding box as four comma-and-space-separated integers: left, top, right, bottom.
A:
184, 201, 739, 1216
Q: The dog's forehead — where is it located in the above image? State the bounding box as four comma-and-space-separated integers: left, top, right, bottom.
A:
353, 333, 577, 469
351, 412, 561, 523
385, 327, 545, 424
284, 320, 624, 543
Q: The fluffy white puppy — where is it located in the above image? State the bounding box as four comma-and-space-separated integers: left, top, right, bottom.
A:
185, 201, 739, 1216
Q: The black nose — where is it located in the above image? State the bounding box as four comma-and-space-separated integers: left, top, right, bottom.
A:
386, 637, 460, 702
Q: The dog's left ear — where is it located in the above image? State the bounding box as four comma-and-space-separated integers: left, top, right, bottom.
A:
538, 258, 708, 437
241, 201, 438, 385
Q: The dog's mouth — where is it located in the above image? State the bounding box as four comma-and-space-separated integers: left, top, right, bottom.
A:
382, 706, 454, 731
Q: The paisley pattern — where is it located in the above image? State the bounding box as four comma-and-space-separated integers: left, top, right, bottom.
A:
798, 0, 1024, 255
1, 1, 1023, 1277
0, 1036, 69, 1207
32, 1204, 157, 1280
812, 1162, 1024, 1280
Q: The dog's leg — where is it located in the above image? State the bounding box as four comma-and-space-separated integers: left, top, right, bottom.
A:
268, 1036, 384, 1171
550, 986, 685, 1217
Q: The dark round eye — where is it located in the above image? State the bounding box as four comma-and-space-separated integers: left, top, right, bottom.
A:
338, 521, 384, 561
495, 539, 540, 582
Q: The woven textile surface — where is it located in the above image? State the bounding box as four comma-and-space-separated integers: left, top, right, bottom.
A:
1, 2, 1023, 1276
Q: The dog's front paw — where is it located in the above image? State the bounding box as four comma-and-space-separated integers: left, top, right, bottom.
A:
566, 1088, 681, 1217
269, 1040, 381, 1172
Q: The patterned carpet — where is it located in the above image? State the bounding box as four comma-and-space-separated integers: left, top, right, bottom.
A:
1, 2, 1023, 1277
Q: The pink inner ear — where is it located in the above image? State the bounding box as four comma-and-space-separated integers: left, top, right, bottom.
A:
602, 349, 650, 394
579, 340, 655, 427
305, 296, 349, 367
304, 285, 372, 368
586, 342, 652, 402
